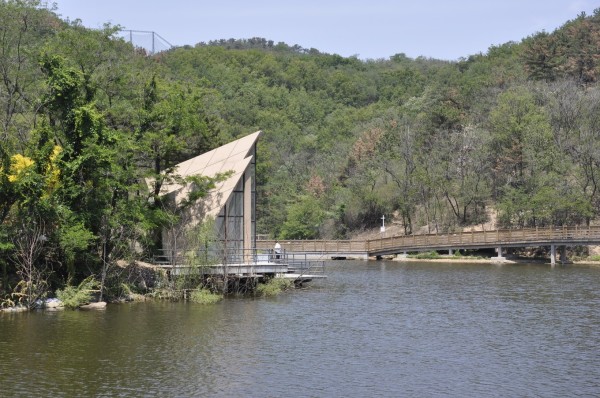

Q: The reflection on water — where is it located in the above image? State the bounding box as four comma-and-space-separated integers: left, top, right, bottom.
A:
1, 261, 600, 397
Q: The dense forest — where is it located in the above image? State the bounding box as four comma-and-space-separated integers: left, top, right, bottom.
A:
2, 0, 600, 306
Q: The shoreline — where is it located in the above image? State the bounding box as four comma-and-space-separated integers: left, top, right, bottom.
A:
384, 255, 600, 266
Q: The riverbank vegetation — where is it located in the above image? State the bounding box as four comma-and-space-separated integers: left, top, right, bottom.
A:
189, 289, 223, 304
55, 276, 99, 309
255, 277, 294, 297
410, 251, 441, 260
2, 1, 600, 307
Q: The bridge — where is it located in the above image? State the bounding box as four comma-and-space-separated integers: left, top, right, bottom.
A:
257, 225, 600, 266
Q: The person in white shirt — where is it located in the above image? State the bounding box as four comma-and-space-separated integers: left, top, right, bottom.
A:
274, 241, 282, 260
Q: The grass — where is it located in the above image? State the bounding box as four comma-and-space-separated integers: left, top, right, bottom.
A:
409, 251, 441, 259
452, 252, 485, 260
147, 287, 183, 301
406, 251, 486, 260
189, 288, 222, 304
255, 277, 293, 297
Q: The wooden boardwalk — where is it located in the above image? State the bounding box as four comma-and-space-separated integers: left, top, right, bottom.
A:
258, 226, 600, 264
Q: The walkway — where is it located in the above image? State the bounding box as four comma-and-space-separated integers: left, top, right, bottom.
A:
258, 226, 600, 266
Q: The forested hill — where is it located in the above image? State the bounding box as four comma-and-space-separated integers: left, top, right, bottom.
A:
2, 0, 600, 289
157, 10, 600, 238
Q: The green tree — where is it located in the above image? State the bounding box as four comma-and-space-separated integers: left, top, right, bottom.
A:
436, 126, 490, 226
490, 87, 565, 226
137, 75, 222, 199
522, 32, 560, 82
280, 195, 325, 239
0, 0, 51, 143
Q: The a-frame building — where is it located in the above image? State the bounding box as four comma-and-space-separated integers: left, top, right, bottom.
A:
158, 131, 261, 264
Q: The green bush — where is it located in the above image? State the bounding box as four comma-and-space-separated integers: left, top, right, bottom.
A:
453, 252, 484, 260
589, 255, 600, 262
189, 288, 222, 304
255, 277, 293, 297
411, 251, 440, 259
147, 287, 182, 301
56, 276, 99, 309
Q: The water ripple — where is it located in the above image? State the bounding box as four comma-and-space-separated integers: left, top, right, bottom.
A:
1, 262, 600, 397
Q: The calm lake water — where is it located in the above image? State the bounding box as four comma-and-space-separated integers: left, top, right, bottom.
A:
1, 260, 600, 397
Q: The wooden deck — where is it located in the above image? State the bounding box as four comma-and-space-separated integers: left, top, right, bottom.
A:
152, 253, 327, 283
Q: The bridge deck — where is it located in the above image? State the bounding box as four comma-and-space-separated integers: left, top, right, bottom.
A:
258, 226, 600, 258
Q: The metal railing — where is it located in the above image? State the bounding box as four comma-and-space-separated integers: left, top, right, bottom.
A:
151, 248, 324, 274
284, 252, 326, 277
152, 247, 276, 266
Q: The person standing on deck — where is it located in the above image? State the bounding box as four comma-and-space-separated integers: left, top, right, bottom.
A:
274, 241, 282, 260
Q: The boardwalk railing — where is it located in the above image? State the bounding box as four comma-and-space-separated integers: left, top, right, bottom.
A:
151, 248, 325, 276
257, 240, 368, 253
285, 253, 326, 277
152, 247, 279, 267
258, 226, 600, 256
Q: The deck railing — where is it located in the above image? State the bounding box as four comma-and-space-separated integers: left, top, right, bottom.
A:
256, 240, 368, 253
154, 226, 600, 266
152, 247, 325, 274
152, 247, 278, 266
257, 226, 600, 255
284, 252, 326, 277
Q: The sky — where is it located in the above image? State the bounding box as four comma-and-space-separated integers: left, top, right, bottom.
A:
52, 0, 598, 60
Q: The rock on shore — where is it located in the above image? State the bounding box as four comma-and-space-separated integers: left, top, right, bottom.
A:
79, 301, 107, 310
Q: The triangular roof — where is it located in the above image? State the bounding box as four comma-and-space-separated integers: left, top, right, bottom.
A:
160, 131, 261, 218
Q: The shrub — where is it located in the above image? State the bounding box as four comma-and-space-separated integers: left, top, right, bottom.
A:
189, 288, 222, 304
56, 276, 100, 309
453, 252, 484, 260
147, 288, 182, 301
411, 251, 440, 259
255, 277, 293, 297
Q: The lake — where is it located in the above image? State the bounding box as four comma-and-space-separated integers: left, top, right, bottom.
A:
1, 260, 600, 397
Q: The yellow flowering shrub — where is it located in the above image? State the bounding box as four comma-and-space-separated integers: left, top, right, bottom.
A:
45, 145, 62, 192
7, 154, 35, 183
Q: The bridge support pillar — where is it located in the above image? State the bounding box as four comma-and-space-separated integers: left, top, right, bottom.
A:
449, 248, 453, 256
494, 246, 506, 262
560, 246, 570, 265
550, 244, 556, 267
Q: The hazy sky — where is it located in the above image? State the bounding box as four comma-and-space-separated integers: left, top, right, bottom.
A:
52, 0, 598, 60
